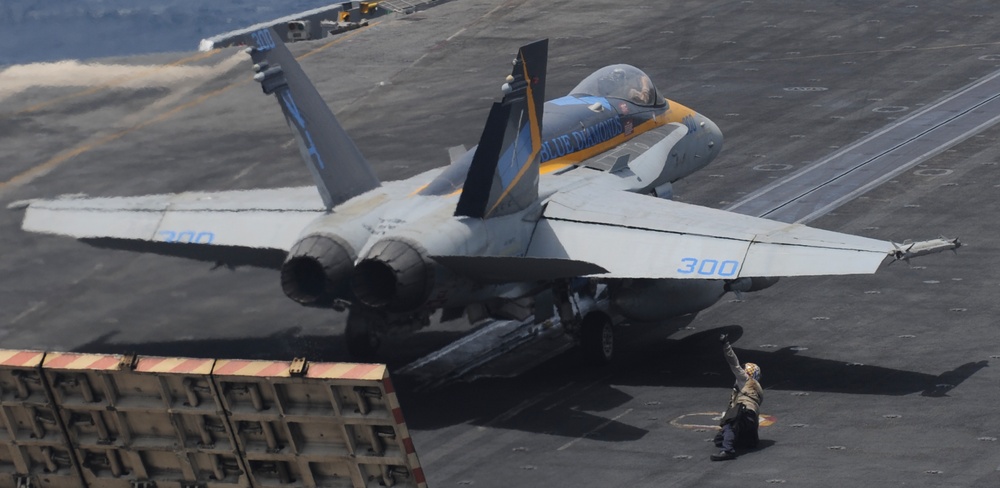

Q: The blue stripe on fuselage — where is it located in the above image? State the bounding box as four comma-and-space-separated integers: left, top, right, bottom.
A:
539, 95, 623, 162
539, 116, 623, 163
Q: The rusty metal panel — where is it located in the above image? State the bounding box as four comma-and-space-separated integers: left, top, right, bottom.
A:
41, 352, 249, 488
212, 360, 425, 488
0, 351, 425, 488
0, 350, 81, 488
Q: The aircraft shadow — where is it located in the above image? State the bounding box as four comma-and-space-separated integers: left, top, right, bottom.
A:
606, 325, 989, 398
72, 327, 649, 441
395, 325, 987, 436
71, 322, 988, 442
72, 326, 474, 368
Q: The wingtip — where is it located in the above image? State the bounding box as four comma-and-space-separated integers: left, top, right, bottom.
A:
889, 236, 962, 263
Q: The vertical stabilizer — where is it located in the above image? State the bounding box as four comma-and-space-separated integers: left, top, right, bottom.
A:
455, 39, 548, 219
247, 28, 380, 210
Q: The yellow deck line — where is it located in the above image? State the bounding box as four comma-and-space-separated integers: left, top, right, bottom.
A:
16, 49, 221, 115
0, 24, 377, 193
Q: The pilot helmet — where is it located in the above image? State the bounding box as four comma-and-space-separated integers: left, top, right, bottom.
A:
744, 362, 761, 381
610, 68, 626, 82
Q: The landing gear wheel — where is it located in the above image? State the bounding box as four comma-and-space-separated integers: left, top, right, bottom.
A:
345, 307, 383, 362
580, 313, 614, 365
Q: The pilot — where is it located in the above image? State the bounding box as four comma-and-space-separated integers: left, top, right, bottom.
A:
628, 75, 654, 105
711, 333, 763, 461
608, 68, 654, 105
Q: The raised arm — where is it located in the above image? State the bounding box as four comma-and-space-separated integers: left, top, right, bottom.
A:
720, 334, 749, 388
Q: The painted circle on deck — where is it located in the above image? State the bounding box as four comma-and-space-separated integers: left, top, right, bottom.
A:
784, 87, 828, 92
914, 168, 953, 177
670, 412, 776, 429
754, 163, 793, 171
873, 105, 909, 113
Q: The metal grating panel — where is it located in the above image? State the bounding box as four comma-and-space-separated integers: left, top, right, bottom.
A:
41, 353, 248, 488
212, 360, 424, 488
0, 350, 81, 488
0, 351, 425, 488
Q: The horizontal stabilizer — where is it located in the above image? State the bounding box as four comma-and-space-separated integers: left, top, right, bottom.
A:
82, 238, 286, 268
430, 255, 607, 283
21, 188, 325, 266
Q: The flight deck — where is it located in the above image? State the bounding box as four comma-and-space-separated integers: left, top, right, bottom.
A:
1, 0, 998, 486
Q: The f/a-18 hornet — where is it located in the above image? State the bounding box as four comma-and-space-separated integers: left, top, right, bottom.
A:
21, 30, 958, 361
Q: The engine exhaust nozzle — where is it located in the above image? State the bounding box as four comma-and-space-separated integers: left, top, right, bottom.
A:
351, 239, 433, 312
281, 234, 354, 306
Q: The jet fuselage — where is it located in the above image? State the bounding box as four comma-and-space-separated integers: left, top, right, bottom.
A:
282, 66, 723, 314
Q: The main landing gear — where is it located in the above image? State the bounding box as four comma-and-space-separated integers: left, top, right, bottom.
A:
345, 306, 383, 362
552, 279, 616, 366
343, 305, 431, 362
579, 312, 615, 365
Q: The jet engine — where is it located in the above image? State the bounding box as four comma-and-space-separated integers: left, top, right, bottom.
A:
351, 239, 434, 312
280, 234, 355, 306
610, 279, 729, 322
724, 276, 780, 293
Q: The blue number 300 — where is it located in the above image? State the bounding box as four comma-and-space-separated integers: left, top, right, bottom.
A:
250, 29, 276, 51
677, 258, 739, 277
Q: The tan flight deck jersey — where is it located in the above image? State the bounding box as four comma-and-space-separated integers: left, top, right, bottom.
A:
723, 342, 763, 413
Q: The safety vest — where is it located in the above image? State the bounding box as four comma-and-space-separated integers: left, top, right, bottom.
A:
731, 378, 763, 413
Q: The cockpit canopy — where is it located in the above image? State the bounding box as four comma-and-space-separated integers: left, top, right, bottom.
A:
570, 64, 665, 107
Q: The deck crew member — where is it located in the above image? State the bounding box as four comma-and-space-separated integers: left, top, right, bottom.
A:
711, 333, 762, 461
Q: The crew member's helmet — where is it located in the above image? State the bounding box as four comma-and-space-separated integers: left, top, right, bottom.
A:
744, 362, 761, 381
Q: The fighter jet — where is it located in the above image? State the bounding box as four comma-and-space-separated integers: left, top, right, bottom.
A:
20, 30, 958, 362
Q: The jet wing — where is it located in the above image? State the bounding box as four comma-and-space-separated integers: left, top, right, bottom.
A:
21, 188, 325, 268
526, 188, 894, 279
